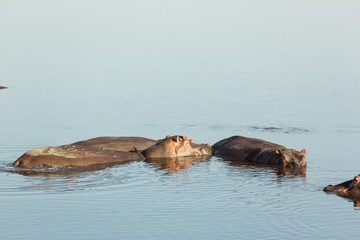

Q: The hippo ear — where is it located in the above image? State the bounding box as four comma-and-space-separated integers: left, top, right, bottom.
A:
275, 148, 283, 155
301, 149, 306, 155
354, 176, 360, 183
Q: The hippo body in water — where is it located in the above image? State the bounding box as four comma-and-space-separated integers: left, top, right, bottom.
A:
212, 136, 307, 168
0, 86, 7, 89
142, 135, 212, 158
13, 137, 155, 168
13, 135, 212, 168
324, 175, 360, 198
324, 175, 360, 207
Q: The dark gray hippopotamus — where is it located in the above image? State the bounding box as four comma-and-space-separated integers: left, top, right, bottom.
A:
12, 135, 212, 168
212, 136, 307, 168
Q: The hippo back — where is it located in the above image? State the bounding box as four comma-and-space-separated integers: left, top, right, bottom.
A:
212, 136, 283, 160
212, 136, 306, 168
12, 136, 156, 168
72, 137, 157, 152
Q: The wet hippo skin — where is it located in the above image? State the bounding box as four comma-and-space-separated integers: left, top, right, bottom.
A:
324, 174, 360, 197
212, 136, 307, 168
72, 136, 157, 152
12, 137, 156, 168
13, 135, 212, 168
142, 135, 212, 159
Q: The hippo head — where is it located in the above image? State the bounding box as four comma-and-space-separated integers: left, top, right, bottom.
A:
349, 175, 360, 191
274, 148, 307, 168
141, 135, 212, 159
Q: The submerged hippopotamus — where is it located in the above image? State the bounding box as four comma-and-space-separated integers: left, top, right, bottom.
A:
212, 136, 307, 168
324, 175, 360, 199
12, 135, 212, 168
142, 135, 211, 158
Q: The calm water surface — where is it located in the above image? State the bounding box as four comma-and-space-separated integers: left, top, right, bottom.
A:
1, 1, 359, 239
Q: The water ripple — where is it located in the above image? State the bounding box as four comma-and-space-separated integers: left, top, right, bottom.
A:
0, 161, 154, 193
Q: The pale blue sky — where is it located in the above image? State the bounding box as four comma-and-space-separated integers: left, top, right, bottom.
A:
1, 0, 359, 86
0, 0, 359, 141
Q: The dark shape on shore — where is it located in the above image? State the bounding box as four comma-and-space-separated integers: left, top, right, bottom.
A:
212, 136, 307, 168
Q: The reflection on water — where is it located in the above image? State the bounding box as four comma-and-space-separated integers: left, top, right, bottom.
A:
325, 190, 360, 209
1, 154, 305, 194
146, 156, 211, 174
6, 156, 211, 177
1, 162, 132, 193
6, 162, 121, 176
221, 157, 307, 178
1, 156, 212, 192
5, 156, 211, 177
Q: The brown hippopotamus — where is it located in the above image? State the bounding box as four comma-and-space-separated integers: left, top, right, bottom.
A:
142, 135, 211, 158
212, 136, 307, 168
0, 86, 7, 89
12, 135, 212, 168
324, 175, 360, 199
12, 137, 155, 168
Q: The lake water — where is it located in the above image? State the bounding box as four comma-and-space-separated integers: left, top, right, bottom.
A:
1, 1, 359, 239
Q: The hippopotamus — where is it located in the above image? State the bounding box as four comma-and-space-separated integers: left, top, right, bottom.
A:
324, 175, 360, 199
142, 135, 211, 158
212, 136, 307, 168
12, 135, 212, 168
0, 86, 7, 89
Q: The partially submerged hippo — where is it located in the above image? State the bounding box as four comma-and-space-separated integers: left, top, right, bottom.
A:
13, 137, 155, 168
0, 86, 7, 90
142, 135, 211, 158
12, 135, 211, 168
212, 136, 307, 168
324, 175, 360, 199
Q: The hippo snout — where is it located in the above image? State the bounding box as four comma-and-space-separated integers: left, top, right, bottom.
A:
199, 144, 212, 156
287, 162, 298, 168
291, 161, 306, 168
